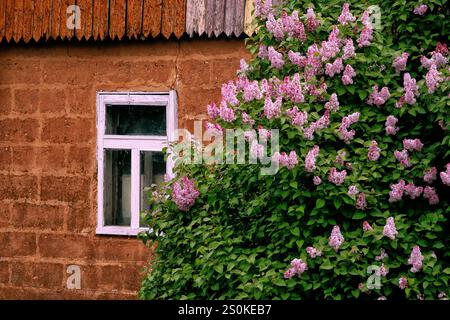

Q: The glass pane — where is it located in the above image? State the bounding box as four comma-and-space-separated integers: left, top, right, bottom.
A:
106, 105, 166, 136
140, 151, 166, 227
103, 149, 131, 226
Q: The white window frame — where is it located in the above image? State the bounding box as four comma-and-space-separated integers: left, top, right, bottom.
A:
96, 91, 177, 236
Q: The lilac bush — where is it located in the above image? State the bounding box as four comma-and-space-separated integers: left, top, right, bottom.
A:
140, 0, 449, 300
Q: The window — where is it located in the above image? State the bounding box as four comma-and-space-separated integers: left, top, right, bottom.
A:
96, 92, 177, 236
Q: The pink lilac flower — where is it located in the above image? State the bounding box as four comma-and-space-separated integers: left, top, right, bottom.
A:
375, 248, 388, 261
393, 53, 409, 73
306, 246, 322, 258
404, 183, 423, 199
342, 38, 356, 60
413, 4, 428, 15
325, 58, 344, 77
305, 8, 320, 32
423, 186, 439, 205
281, 11, 307, 41
423, 167, 437, 184
305, 145, 320, 172
280, 73, 305, 103
273, 151, 298, 170
243, 130, 257, 141
383, 217, 398, 240
438, 292, 448, 300
250, 140, 265, 159
320, 26, 341, 61
241, 112, 255, 125
254, 0, 273, 18
329, 225, 345, 251
338, 3, 356, 26
221, 81, 239, 106
325, 93, 340, 111
286, 106, 308, 127
403, 138, 423, 152
258, 44, 269, 59
363, 221, 373, 232
172, 176, 200, 212
263, 96, 282, 119
385, 115, 399, 135
338, 112, 360, 143
303, 110, 330, 140
342, 64, 356, 85
440, 163, 450, 186
328, 167, 347, 185
408, 246, 424, 273
403, 73, 420, 105
367, 85, 391, 106
313, 176, 322, 185
356, 192, 367, 210
219, 103, 236, 122
207, 102, 220, 120
376, 264, 389, 277
399, 277, 408, 289
425, 65, 443, 93
357, 17, 373, 48
266, 13, 284, 40
389, 180, 405, 202
268, 46, 285, 69
348, 185, 359, 196
205, 122, 224, 135
368, 140, 381, 161
435, 42, 449, 55
394, 150, 411, 168
243, 80, 263, 102
288, 50, 307, 68
258, 126, 272, 142
284, 258, 308, 279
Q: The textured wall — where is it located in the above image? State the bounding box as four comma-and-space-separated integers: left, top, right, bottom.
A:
0, 38, 251, 299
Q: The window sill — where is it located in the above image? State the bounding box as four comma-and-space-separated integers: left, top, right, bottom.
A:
95, 226, 149, 236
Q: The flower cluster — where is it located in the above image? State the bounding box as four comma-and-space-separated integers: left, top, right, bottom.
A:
254, 0, 273, 18
328, 167, 347, 185
392, 52, 409, 73
268, 46, 285, 69
440, 164, 450, 186
404, 183, 423, 200
338, 112, 360, 143
399, 277, 408, 290
356, 192, 367, 210
385, 115, 399, 135
280, 73, 305, 103
357, 10, 373, 47
284, 258, 308, 279
286, 106, 308, 127
383, 217, 398, 240
363, 221, 373, 232
348, 185, 358, 196
408, 246, 424, 273
367, 85, 390, 106
389, 180, 405, 202
423, 167, 437, 184
423, 186, 439, 205
329, 226, 345, 251
264, 95, 282, 119
325, 58, 344, 77
375, 249, 388, 261
303, 110, 330, 140
219, 103, 236, 122
306, 246, 322, 258
403, 138, 423, 152
305, 145, 320, 172
338, 3, 356, 26
305, 8, 320, 32
341, 64, 356, 85
342, 38, 356, 60
394, 149, 411, 168
397, 73, 419, 107
413, 4, 428, 15
273, 151, 298, 170
325, 93, 340, 111
172, 176, 200, 212
368, 140, 381, 161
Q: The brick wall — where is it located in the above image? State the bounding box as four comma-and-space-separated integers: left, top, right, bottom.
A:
0, 38, 250, 299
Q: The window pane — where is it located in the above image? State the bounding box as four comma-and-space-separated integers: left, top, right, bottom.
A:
140, 151, 166, 227
104, 149, 131, 226
106, 105, 166, 136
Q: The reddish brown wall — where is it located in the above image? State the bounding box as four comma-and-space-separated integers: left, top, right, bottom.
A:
0, 38, 250, 299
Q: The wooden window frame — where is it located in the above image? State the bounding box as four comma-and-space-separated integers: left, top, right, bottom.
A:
96, 91, 177, 236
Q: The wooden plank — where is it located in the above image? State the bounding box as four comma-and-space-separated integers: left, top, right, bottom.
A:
22, 0, 34, 42
234, 0, 244, 36
4, 0, 15, 42
213, 0, 225, 37
13, 0, 24, 42
93, 0, 108, 40
109, 0, 127, 40
60, 0, 75, 40
50, 0, 61, 40
244, 0, 254, 36
205, 0, 214, 37
0, 0, 6, 40
42, 0, 52, 39
186, 0, 205, 37
142, 0, 162, 38
126, 0, 143, 39
161, 0, 175, 39
224, 0, 235, 37
32, 0, 43, 41
76, 0, 94, 40
173, 0, 185, 38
